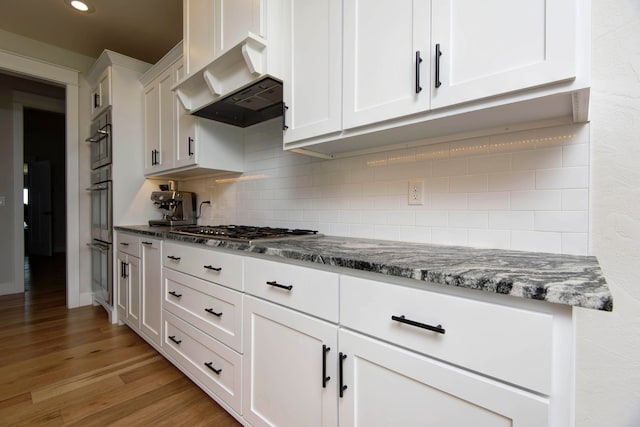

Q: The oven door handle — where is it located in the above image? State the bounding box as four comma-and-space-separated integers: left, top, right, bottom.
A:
87, 242, 109, 252
86, 183, 109, 191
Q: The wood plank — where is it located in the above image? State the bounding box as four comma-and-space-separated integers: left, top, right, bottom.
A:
0, 259, 241, 426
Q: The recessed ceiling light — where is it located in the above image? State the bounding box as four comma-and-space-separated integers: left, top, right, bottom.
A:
64, 0, 95, 13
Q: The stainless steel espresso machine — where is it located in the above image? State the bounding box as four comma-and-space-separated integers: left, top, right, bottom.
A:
149, 191, 197, 226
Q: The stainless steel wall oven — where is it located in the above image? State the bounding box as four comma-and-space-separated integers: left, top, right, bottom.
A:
87, 109, 113, 306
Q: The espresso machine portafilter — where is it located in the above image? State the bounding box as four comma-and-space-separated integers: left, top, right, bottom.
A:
149, 191, 197, 226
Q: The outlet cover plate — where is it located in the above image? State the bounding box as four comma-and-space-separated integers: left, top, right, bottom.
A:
408, 180, 424, 205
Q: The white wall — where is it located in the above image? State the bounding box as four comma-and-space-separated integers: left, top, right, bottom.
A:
575, 1, 640, 426
183, 120, 591, 255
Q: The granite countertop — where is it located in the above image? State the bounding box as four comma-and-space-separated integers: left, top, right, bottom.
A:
115, 225, 613, 312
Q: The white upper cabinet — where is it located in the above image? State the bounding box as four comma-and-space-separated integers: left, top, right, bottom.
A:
431, 0, 576, 109
143, 64, 177, 174
90, 67, 111, 119
282, 0, 342, 143
343, 0, 430, 129
283, 0, 587, 158
183, 0, 265, 78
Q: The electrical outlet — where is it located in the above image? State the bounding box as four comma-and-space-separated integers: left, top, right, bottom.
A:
408, 180, 424, 205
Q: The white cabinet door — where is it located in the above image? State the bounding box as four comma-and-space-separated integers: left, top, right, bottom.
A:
175, 100, 197, 169
116, 251, 128, 320
215, 0, 263, 55
243, 296, 338, 427
143, 83, 160, 173
282, 0, 342, 144
431, 0, 576, 109
127, 256, 141, 328
343, 0, 430, 129
140, 238, 162, 347
184, 0, 215, 76
91, 67, 111, 119
338, 329, 549, 427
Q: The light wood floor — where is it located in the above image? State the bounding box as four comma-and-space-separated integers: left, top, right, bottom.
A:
0, 255, 241, 426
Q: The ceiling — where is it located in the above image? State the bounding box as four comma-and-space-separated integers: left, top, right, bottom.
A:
0, 0, 183, 65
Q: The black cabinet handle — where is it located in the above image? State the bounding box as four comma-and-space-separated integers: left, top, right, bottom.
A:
204, 265, 222, 272
204, 308, 223, 317
188, 137, 194, 156
282, 102, 289, 130
391, 315, 445, 334
120, 262, 125, 279
123, 262, 129, 279
168, 291, 182, 298
168, 335, 182, 345
322, 345, 331, 388
204, 362, 222, 375
167, 255, 181, 261
415, 50, 423, 93
435, 43, 443, 88
141, 241, 152, 246
94, 93, 100, 108
266, 280, 293, 291
119, 242, 129, 246
339, 352, 348, 398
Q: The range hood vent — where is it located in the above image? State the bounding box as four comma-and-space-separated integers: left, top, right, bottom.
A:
192, 76, 283, 128
172, 34, 284, 128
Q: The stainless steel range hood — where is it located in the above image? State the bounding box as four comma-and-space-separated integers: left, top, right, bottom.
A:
192, 76, 283, 128
172, 34, 284, 128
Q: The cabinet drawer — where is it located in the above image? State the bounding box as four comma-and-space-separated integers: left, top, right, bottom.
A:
244, 257, 339, 323
117, 233, 140, 257
163, 241, 243, 291
163, 268, 242, 353
340, 276, 553, 395
163, 310, 242, 414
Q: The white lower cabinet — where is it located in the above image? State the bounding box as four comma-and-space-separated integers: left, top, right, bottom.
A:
243, 295, 338, 427
338, 329, 548, 427
140, 238, 162, 347
116, 251, 140, 328
163, 310, 242, 413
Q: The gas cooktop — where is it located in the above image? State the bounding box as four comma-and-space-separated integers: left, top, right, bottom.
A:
170, 225, 320, 243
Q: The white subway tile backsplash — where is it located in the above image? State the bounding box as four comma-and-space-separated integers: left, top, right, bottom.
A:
536, 167, 589, 189
180, 120, 589, 255
449, 211, 489, 229
512, 147, 563, 170
534, 211, 589, 233
488, 171, 536, 191
511, 231, 562, 253
449, 175, 489, 193
511, 190, 562, 210
489, 211, 534, 230
562, 189, 589, 210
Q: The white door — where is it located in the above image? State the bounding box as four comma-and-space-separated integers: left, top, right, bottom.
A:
243, 296, 338, 427
431, 0, 576, 109
175, 87, 198, 169
140, 239, 162, 346
143, 83, 160, 173
338, 329, 549, 427
127, 256, 141, 328
343, 0, 430, 129
28, 160, 52, 256
158, 68, 175, 171
282, 0, 342, 144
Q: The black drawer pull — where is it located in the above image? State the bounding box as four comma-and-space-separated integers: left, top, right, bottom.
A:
391, 315, 445, 334
168, 335, 182, 345
339, 352, 348, 398
205, 308, 223, 317
435, 43, 443, 88
322, 345, 331, 388
119, 242, 129, 246
141, 241, 152, 245
167, 255, 181, 261
168, 291, 182, 298
415, 50, 423, 93
204, 362, 222, 375
204, 265, 222, 272
266, 280, 293, 291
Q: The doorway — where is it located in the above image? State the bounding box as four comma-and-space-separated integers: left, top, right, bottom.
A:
23, 107, 67, 293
